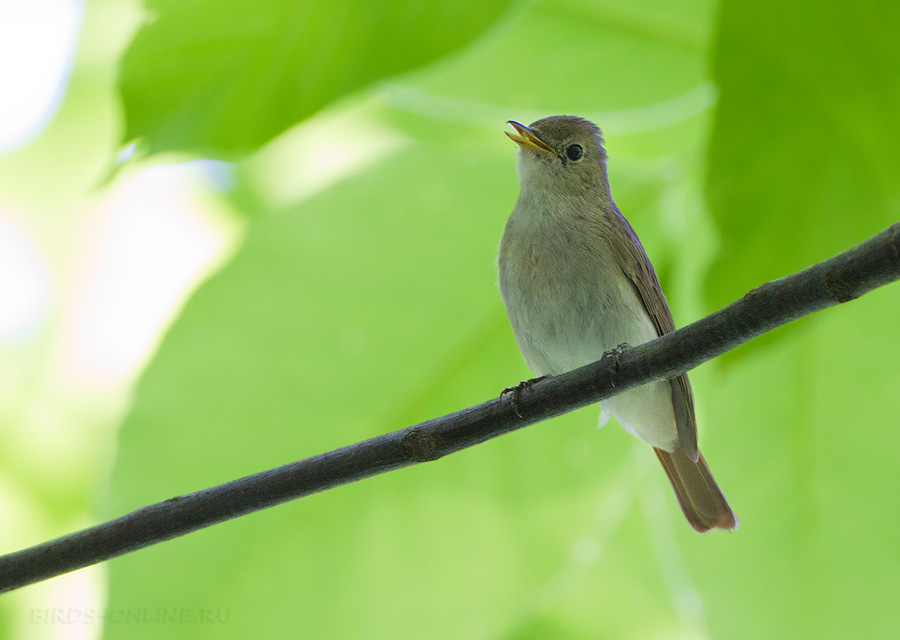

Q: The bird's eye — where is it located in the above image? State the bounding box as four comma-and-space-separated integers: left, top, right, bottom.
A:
566, 144, 583, 161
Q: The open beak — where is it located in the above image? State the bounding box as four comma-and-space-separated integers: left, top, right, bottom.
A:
506, 121, 555, 154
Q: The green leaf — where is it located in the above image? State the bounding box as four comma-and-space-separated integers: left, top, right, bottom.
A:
704, 0, 900, 313
118, 0, 515, 157
695, 2, 900, 637
394, 0, 716, 126
694, 287, 900, 640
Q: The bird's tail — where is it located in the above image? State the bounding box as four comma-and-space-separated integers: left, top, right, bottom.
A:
654, 448, 738, 533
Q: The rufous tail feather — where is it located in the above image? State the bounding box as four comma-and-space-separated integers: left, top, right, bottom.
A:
654, 448, 738, 533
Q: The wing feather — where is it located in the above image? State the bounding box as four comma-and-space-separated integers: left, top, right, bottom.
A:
608, 209, 699, 460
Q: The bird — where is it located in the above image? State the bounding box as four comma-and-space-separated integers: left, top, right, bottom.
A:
498, 115, 737, 532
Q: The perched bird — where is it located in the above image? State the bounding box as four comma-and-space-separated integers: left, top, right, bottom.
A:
498, 116, 737, 532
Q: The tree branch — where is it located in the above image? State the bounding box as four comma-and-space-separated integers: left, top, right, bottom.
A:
2, 223, 899, 594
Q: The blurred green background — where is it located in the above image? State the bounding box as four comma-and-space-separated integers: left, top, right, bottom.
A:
1, 0, 899, 638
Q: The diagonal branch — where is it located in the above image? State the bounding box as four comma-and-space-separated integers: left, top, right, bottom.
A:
1, 223, 899, 594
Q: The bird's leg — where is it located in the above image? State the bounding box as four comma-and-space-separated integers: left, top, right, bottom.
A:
600, 343, 630, 387
501, 376, 548, 419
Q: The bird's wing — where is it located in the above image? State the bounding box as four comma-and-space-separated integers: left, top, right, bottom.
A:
609, 209, 699, 460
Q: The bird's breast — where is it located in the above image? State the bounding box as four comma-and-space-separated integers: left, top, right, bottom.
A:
498, 201, 656, 376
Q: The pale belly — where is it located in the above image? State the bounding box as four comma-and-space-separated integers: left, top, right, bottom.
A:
498, 225, 679, 451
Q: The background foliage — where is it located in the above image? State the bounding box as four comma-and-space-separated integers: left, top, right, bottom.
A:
2, 0, 899, 638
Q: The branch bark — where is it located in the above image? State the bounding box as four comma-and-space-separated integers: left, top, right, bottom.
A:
1, 223, 899, 594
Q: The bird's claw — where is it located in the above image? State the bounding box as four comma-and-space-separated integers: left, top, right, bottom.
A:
603, 343, 630, 358
501, 376, 547, 419
600, 343, 630, 387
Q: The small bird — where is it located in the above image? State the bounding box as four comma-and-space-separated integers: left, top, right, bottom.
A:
498, 116, 737, 532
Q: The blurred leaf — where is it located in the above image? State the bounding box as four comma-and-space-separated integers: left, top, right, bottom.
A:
694, 1, 900, 637
704, 1, 900, 313
392, 0, 716, 128
695, 286, 900, 640
117, 0, 516, 157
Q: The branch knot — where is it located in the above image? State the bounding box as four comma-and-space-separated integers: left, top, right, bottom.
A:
401, 428, 443, 462
823, 271, 855, 303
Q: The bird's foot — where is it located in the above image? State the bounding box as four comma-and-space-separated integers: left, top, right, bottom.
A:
600, 343, 630, 387
501, 376, 547, 419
